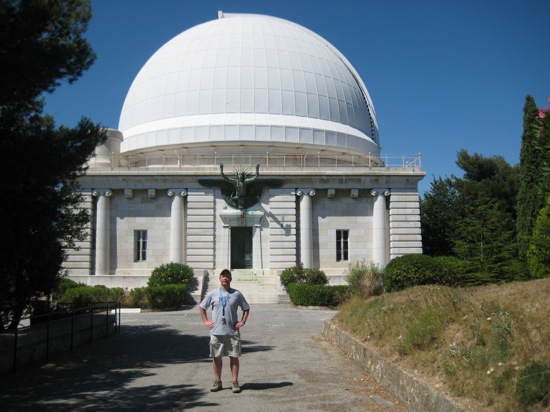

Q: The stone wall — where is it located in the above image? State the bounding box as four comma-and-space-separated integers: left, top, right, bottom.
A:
323, 320, 467, 412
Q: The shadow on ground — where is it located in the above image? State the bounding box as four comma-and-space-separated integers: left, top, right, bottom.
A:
0, 322, 277, 411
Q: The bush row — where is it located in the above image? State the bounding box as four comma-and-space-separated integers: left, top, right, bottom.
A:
62, 285, 124, 307
384, 254, 531, 292
56, 263, 195, 310
287, 283, 350, 307
279, 253, 536, 307
128, 285, 188, 309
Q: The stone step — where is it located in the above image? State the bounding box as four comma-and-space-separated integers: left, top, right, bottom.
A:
204, 273, 285, 305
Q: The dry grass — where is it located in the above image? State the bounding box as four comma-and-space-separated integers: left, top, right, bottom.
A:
333, 278, 550, 411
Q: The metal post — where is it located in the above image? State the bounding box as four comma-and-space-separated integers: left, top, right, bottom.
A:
46, 312, 51, 361
13, 325, 18, 374
105, 303, 109, 338
90, 305, 94, 343
71, 308, 75, 351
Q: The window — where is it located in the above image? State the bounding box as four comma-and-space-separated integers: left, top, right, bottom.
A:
336, 230, 349, 262
134, 230, 147, 262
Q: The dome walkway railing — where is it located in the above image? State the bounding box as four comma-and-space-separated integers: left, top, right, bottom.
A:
92, 152, 422, 172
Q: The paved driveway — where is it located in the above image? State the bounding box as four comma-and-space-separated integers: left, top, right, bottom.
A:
0, 305, 405, 411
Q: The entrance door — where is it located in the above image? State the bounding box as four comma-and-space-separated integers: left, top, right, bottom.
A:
231, 227, 253, 269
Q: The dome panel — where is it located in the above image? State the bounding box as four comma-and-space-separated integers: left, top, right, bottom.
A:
119, 13, 379, 155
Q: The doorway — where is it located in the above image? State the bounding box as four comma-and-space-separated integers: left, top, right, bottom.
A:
231, 227, 253, 269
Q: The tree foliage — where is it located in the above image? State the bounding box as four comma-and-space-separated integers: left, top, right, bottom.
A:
0, 0, 104, 330
527, 203, 550, 278
0, 0, 95, 109
525, 97, 550, 277
421, 176, 459, 256
421, 150, 519, 274
516, 96, 547, 260
453, 198, 516, 274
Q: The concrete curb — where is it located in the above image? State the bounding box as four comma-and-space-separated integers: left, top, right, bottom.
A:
323, 319, 467, 412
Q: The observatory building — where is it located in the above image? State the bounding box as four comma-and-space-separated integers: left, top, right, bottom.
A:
64, 12, 425, 303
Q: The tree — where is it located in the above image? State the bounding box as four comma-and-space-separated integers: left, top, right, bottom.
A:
0, 0, 95, 109
527, 203, 550, 278
421, 150, 519, 268
421, 176, 459, 256
0, 0, 105, 330
525, 96, 550, 277
454, 149, 518, 221
517, 96, 547, 260
454, 198, 516, 274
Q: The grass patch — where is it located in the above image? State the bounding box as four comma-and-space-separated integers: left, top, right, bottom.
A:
333, 278, 550, 411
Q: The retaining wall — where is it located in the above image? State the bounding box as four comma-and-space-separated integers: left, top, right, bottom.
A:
323, 319, 469, 412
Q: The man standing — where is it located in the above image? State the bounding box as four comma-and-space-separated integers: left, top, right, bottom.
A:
199, 269, 250, 393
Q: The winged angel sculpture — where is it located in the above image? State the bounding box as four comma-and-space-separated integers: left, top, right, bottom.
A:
199, 164, 284, 210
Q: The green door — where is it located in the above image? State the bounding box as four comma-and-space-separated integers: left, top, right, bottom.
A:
231, 227, 253, 269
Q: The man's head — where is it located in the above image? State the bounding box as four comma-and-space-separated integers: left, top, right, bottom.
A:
219, 269, 232, 281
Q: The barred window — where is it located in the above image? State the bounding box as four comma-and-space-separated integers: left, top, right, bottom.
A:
134, 230, 147, 262
336, 230, 349, 262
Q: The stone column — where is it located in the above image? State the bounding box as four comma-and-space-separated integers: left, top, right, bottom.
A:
297, 189, 315, 268
93, 189, 112, 275
168, 189, 187, 263
371, 189, 390, 268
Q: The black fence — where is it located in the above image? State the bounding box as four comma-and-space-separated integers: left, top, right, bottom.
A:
0, 302, 121, 375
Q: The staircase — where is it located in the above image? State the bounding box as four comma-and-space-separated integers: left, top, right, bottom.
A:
201, 270, 288, 304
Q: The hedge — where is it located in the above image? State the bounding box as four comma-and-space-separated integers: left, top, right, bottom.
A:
62, 285, 124, 307
145, 284, 188, 309
287, 283, 350, 307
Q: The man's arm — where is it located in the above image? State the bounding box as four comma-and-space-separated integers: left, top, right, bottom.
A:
199, 306, 215, 329
236, 308, 249, 330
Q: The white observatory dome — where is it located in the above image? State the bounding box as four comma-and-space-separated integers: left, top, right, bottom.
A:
119, 12, 379, 156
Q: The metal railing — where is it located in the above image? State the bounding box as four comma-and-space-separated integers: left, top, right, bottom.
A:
1, 302, 121, 374
90, 151, 423, 172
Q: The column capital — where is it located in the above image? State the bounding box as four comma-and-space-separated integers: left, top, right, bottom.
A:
371, 189, 391, 197
92, 189, 112, 197
294, 189, 316, 197
167, 189, 188, 197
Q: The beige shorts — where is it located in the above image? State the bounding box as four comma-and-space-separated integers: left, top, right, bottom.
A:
209, 334, 241, 358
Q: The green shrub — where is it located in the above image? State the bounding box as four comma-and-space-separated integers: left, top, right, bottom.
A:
515, 362, 550, 407
499, 260, 530, 281
280, 264, 328, 290
399, 307, 445, 354
527, 203, 550, 278
434, 256, 469, 280
61, 285, 124, 307
63, 285, 108, 307
108, 287, 125, 302
287, 284, 349, 307
455, 272, 511, 287
383, 254, 448, 292
128, 287, 148, 308
345, 260, 383, 298
148, 262, 194, 287
304, 268, 328, 285
280, 265, 305, 290
57, 277, 84, 294
146, 284, 187, 309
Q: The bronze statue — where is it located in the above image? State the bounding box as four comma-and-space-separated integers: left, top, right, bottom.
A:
199, 164, 284, 210
220, 163, 259, 200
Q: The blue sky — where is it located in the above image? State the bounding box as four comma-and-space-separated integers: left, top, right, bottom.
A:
44, 0, 550, 194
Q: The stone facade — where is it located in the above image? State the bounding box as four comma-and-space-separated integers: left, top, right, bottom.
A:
62, 13, 426, 299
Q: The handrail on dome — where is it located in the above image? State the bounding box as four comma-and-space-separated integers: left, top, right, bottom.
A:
89, 151, 422, 172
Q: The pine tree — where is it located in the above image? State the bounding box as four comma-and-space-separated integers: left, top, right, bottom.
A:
517, 96, 545, 260
527, 202, 550, 278
0, 0, 105, 330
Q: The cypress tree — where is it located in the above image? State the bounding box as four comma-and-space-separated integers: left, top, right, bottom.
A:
517, 95, 544, 260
